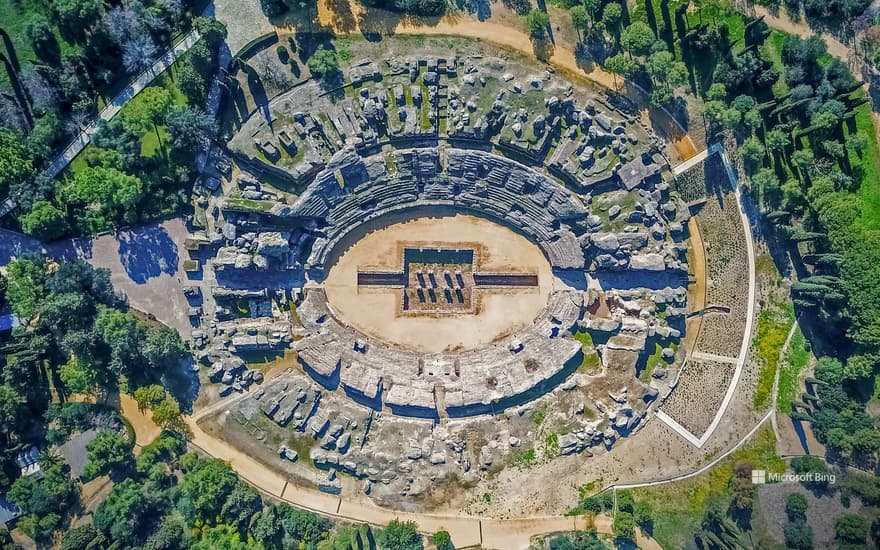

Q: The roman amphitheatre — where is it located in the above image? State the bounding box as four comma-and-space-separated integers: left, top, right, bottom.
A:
178, 25, 757, 548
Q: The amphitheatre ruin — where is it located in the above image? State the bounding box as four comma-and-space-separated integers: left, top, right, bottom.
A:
186, 36, 755, 516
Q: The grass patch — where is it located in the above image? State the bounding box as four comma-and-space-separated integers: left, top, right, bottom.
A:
629, 428, 784, 549
572, 330, 601, 374
778, 327, 810, 414
642, 341, 676, 382
511, 448, 538, 469
224, 197, 276, 213
753, 305, 795, 410
0, 0, 80, 87
544, 433, 560, 457
850, 104, 880, 231
532, 402, 549, 426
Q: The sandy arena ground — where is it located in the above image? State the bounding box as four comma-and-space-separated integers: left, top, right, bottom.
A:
322, 214, 554, 353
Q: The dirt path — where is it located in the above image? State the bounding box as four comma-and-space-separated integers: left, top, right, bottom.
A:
315, 0, 698, 161
683, 216, 707, 355
185, 406, 663, 548
751, 5, 850, 61
120, 394, 163, 450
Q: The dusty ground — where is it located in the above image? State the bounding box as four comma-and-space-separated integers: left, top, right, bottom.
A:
322, 214, 554, 353
683, 216, 707, 354
120, 394, 163, 449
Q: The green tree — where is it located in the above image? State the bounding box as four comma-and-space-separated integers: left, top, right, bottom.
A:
706, 82, 727, 101
151, 396, 182, 430
633, 500, 654, 533
765, 129, 789, 151
721, 108, 742, 129
121, 87, 173, 148
20, 201, 68, 241
307, 46, 340, 77
784, 521, 813, 550
620, 21, 655, 56
52, 0, 105, 36
836, 514, 868, 546
6, 254, 46, 321
192, 524, 250, 549
605, 52, 639, 81
0, 385, 21, 438
0, 128, 34, 194
526, 9, 550, 38
823, 140, 846, 160
83, 430, 133, 480
166, 106, 214, 155
63, 166, 143, 229
743, 109, 763, 130
826, 427, 854, 453
741, 136, 766, 168
61, 524, 102, 550
133, 384, 166, 411
847, 133, 868, 155
59, 357, 100, 396
179, 458, 238, 522
94, 479, 154, 546
791, 148, 814, 171
378, 520, 424, 550
570, 6, 590, 40
612, 511, 636, 540
601, 2, 622, 35
143, 325, 187, 371
785, 492, 808, 521
96, 309, 145, 375
277, 503, 330, 543
432, 530, 454, 550
221, 481, 262, 533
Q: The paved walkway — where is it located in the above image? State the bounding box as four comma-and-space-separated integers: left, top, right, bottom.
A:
45, 30, 202, 179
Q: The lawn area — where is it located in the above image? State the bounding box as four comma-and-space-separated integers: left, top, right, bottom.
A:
778, 326, 810, 414
0, 0, 80, 87
65, 63, 188, 180
752, 303, 795, 410
130, 72, 188, 157
849, 104, 880, 231
629, 428, 785, 549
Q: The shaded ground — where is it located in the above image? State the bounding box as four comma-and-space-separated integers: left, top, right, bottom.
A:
44, 218, 194, 338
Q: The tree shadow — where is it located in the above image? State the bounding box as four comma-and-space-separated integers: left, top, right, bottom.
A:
0, 28, 21, 74
454, 0, 492, 21
116, 225, 180, 284
357, 7, 407, 37
45, 236, 95, 262
533, 38, 555, 62
326, 0, 360, 32
241, 62, 270, 123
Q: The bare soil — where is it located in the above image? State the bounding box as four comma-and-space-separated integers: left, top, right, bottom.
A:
322, 214, 554, 353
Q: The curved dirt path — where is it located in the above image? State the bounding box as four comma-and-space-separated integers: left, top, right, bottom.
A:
750, 5, 850, 61
185, 414, 598, 548
315, 0, 698, 161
